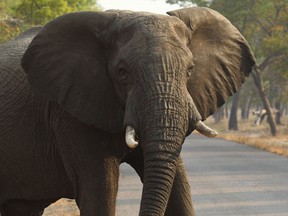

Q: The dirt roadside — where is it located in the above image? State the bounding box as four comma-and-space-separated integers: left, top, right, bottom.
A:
206, 116, 288, 157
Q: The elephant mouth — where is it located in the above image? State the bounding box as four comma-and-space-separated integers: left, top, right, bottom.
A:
125, 120, 217, 149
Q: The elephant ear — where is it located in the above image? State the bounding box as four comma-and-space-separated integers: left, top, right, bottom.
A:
167, 7, 255, 120
22, 11, 124, 133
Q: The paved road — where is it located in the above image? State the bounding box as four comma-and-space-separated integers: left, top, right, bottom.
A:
116, 134, 288, 216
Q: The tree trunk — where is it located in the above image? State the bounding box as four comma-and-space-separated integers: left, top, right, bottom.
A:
241, 106, 246, 120
213, 106, 224, 123
245, 95, 254, 119
229, 91, 240, 130
241, 95, 253, 119
275, 101, 283, 125
252, 67, 277, 136
225, 103, 229, 118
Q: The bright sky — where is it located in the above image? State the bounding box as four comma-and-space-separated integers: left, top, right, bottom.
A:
97, 0, 182, 14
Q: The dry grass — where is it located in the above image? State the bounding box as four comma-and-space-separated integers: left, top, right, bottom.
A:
217, 133, 288, 156
205, 115, 288, 157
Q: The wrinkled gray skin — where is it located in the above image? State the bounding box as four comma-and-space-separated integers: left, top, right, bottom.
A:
0, 7, 255, 216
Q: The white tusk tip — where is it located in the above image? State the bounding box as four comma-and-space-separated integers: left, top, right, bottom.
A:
125, 126, 139, 149
208, 131, 218, 138
195, 120, 218, 138
127, 141, 139, 149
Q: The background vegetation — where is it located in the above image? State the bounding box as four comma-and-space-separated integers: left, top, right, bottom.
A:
0, 0, 99, 43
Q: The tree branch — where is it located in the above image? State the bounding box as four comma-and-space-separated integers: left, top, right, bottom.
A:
254, 18, 272, 36
258, 50, 288, 70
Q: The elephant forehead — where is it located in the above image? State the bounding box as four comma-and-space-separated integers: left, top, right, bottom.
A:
141, 15, 189, 39
110, 12, 192, 64
115, 12, 189, 41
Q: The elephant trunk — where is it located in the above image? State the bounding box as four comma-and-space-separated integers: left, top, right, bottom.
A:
139, 140, 181, 215
135, 95, 188, 216
123, 89, 218, 215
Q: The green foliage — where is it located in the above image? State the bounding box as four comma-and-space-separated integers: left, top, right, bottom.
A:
0, 20, 21, 43
0, 0, 21, 43
0, 0, 99, 43
15, 0, 99, 25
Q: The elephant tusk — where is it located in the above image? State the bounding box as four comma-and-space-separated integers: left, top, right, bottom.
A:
195, 121, 218, 138
125, 126, 139, 149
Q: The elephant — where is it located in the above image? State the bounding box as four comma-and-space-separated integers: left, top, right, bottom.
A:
0, 7, 255, 216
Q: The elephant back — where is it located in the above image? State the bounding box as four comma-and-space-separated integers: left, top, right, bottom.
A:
0, 27, 43, 120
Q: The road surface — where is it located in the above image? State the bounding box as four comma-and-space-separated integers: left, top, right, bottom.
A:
45, 134, 288, 216
117, 134, 288, 216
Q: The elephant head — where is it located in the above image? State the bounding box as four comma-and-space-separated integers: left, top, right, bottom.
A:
22, 7, 255, 216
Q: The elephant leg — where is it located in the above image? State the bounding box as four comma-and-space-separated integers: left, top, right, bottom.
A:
123, 147, 195, 216
165, 158, 195, 216
53, 118, 122, 216
74, 157, 120, 216
0, 199, 54, 216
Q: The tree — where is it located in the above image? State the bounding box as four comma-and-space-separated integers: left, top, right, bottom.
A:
15, 0, 99, 25
0, 0, 21, 43
252, 67, 277, 135
247, 1, 287, 136
240, 88, 255, 120
229, 91, 240, 130
1, 0, 100, 43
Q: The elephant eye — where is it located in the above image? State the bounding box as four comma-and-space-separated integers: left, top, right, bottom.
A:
187, 64, 194, 77
118, 68, 128, 81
